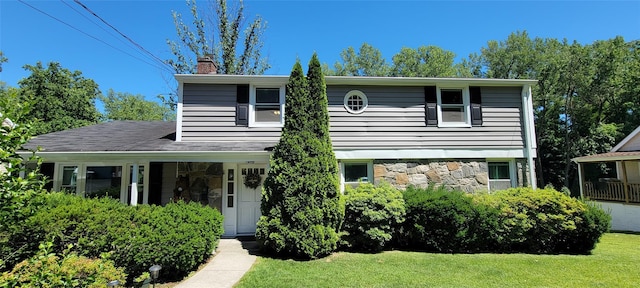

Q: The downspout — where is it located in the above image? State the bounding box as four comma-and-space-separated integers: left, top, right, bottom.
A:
522, 85, 538, 189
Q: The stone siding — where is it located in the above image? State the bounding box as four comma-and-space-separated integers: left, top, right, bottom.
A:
373, 160, 489, 193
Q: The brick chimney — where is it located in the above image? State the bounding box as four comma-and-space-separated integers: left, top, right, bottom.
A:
196, 56, 217, 74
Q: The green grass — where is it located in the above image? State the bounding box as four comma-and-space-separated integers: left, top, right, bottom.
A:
236, 233, 640, 287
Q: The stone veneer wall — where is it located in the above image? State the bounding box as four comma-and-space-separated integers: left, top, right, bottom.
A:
373, 160, 489, 193
374, 159, 533, 192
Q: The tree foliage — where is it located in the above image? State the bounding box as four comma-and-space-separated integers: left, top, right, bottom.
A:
166, 0, 269, 75
99, 89, 175, 121
326, 43, 470, 77
0, 86, 45, 271
469, 31, 639, 191
257, 54, 343, 259
18, 62, 101, 135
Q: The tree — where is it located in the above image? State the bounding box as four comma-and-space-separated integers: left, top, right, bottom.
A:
0, 51, 7, 72
0, 86, 46, 271
326, 43, 470, 77
256, 54, 343, 259
391, 45, 463, 77
166, 0, 269, 75
18, 62, 100, 135
330, 43, 390, 76
469, 31, 637, 192
99, 89, 175, 121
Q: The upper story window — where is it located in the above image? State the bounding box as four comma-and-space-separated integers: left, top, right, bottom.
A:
344, 90, 368, 114
425, 86, 482, 127
437, 87, 470, 127
249, 85, 285, 127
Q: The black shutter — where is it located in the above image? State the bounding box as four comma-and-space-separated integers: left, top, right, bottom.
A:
236, 85, 249, 126
425, 86, 437, 126
469, 86, 483, 126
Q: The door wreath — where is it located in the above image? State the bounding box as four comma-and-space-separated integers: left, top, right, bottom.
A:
244, 172, 262, 189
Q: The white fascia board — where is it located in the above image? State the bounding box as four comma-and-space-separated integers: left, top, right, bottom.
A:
334, 149, 527, 160
612, 125, 640, 152
21, 151, 272, 163
175, 74, 538, 87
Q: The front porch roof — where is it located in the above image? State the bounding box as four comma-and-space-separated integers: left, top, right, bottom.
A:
573, 151, 640, 163
22, 121, 276, 153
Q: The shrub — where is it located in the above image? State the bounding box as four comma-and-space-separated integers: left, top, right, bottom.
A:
257, 55, 343, 259
10, 193, 224, 283
475, 187, 611, 254
341, 182, 405, 252
0, 242, 126, 288
401, 185, 496, 253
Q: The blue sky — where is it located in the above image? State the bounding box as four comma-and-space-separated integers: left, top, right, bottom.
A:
1, 0, 639, 106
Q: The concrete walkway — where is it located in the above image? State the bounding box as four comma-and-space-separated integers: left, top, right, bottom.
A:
174, 239, 258, 288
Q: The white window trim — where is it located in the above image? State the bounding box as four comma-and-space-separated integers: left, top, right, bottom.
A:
487, 159, 517, 192
343, 90, 368, 114
339, 160, 373, 192
436, 86, 471, 128
249, 84, 285, 128
53, 162, 149, 205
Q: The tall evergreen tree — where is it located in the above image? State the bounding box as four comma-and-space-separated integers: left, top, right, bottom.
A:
256, 55, 342, 259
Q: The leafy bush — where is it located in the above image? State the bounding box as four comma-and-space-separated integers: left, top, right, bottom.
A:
257, 56, 343, 259
341, 182, 405, 252
0, 242, 126, 288
9, 193, 224, 283
401, 185, 497, 253
475, 187, 611, 254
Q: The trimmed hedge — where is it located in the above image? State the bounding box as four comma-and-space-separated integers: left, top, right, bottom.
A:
475, 187, 611, 254
401, 185, 499, 253
341, 182, 405, 252
6, 192, 224, 283
399, 186, 610, 254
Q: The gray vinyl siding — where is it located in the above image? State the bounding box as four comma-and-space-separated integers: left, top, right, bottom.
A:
327, 86, 524, 149
181, 84, 282, 142
181, 84, 525, 149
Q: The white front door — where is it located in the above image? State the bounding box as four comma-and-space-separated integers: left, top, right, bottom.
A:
237, 165, 266, 234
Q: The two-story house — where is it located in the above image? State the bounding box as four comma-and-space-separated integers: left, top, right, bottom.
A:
24, 58, 538, 237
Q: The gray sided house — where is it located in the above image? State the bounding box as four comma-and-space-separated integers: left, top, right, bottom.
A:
23, 65, 538, 237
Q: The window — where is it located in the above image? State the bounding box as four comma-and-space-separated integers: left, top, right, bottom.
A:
344, 90, 368, 114
250, 85, 285, 127
342, 161, 372, 188
86, 166, 122, 200
61, 166, 78, 193
437, 87, 470, 127
488, 161, 514, 191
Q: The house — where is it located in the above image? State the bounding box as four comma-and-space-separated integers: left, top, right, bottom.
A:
23, 58, 538, 237
573, 126, 640, 232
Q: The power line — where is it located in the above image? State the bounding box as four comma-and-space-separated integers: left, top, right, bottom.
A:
73, 0, 173, 73
17, 0, 170, 73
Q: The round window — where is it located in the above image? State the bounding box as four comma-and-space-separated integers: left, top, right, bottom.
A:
343, 90, 368, 114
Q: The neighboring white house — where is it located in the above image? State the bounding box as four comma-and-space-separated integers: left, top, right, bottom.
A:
573, 125, 640, 232
22, 58, 538, 237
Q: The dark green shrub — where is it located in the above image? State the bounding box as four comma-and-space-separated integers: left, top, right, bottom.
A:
475, 187, 610, 254
257, 55, 343, 259
401, 185, 494, 253
11, 193, 224, 283
0, 242, 126, 288
341, 182, 405, 252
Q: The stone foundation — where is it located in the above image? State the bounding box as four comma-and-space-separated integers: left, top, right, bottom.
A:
373, 159, 489, 193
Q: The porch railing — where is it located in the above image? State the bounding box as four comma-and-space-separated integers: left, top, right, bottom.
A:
584, 181, 640, 203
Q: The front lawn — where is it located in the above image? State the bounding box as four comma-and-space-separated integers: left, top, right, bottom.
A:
236, 233, 640, 287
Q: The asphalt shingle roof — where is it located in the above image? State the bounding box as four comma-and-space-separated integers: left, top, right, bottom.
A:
23, 121, 275, 152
